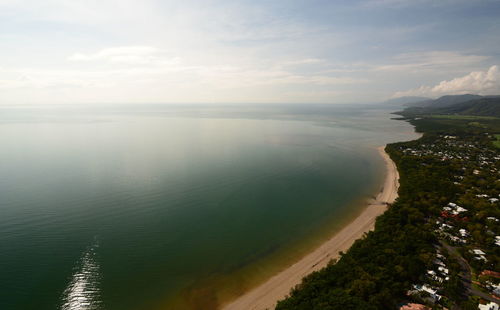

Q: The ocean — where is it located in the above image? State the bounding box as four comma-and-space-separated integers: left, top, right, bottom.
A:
0, 104, 418, 310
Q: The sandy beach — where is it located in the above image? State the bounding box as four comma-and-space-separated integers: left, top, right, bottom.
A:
221, 146, 399, 310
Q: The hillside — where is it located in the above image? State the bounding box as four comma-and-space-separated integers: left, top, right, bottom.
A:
432, 97, 500, 117
406, 94, 483, 108
399, 95, 500, 118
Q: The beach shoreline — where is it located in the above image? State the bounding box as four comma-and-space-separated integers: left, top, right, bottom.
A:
221, 146, 399, 310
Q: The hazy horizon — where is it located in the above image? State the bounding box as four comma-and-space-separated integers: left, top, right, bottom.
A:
1, 0, 500, 105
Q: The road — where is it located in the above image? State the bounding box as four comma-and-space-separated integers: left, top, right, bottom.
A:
441, 242, 500, 304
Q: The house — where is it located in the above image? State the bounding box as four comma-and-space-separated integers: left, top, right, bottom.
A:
426, 270, 443, 282
471, 249, 488, 261
478, 302, 499, 310
481, 270, 500, 278
439, 223, 453, 230
493, 284, 500, 296
473, 249, 486, 255
438, 266, 449, 275
442, 203, 467, 217
411, 284, 442, 302
475, 256, 488, 262
459, 229, 469, 237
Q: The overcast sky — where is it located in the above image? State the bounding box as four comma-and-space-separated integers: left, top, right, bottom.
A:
1, 0, 499, 104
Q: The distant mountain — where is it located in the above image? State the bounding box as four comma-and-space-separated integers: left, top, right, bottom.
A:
400, 95, 500, 117
406, 94, 483, 108
432, 97, 500, 117
382, 96, 431, 106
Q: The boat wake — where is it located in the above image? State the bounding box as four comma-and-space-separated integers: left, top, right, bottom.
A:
61, 240, 102, 310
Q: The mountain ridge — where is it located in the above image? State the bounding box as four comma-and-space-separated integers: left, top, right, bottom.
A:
398, 94, 500, 117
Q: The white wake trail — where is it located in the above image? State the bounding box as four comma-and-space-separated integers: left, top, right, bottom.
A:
61, 241, 102, 310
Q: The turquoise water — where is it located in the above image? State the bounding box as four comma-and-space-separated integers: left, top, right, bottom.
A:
0, 104, 417, 310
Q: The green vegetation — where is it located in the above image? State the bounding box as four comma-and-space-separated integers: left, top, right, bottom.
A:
403, 116, 500, 134
494, 134, 500, 149
403, 95, 500, 117
277, 105, 500, 309
427, 115, 498, 120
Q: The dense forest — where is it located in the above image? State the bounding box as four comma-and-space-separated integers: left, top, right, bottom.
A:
276, 107, 500, 309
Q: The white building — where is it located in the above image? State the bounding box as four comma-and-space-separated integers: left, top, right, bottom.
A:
478, 302, 498, 310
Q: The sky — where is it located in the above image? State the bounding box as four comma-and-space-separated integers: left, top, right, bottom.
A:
0, 0, 500, 104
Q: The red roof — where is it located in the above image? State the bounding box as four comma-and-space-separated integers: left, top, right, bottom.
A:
481, 270, 500, 278
440, 211, 469, 221
400, 303, 430, 310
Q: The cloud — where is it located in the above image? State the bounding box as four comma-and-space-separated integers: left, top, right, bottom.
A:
393, 65, 500, 97
360, 0, 483, 9
0, 45, 368, 105
2, 1, 499, 104
68, 46, 181, 65
280, 58, 324, 66
374, 51, 488, 73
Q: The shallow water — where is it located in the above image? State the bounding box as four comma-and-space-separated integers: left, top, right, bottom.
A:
0, 104, 417, 310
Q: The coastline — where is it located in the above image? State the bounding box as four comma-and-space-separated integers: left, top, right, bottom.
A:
221, 146, 399, 310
